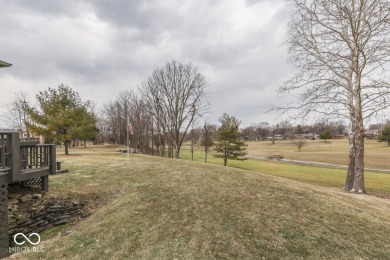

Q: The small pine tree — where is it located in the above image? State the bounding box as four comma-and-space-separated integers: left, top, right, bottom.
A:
379, 126, 390, 146
214, 113, 247, 166
200, 124, 215, 163
319, 130, 332, 142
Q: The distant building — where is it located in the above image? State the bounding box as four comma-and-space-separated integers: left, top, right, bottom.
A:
294, 133, 314, 139
274, 134, 284, 139
245, 134, 259, 141
365, 129, 379, 140
267, 134, 284, 140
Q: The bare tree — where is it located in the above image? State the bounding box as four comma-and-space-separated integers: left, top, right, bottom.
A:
280, 0, 390, 193
141, 60, 208, 159
102, 100, 121, 144
257, 122, 271, 141
4, 92, 31, 138
102, 90, 156, 154
293, 138, 307, 152
127, 91, 154, 154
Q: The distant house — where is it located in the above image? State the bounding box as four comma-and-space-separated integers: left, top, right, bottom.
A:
365, 129, 379, 140
245, 134, 259, 141
294, 133, 314, 139
267, 134, 284, 141
274, 134, 284, 140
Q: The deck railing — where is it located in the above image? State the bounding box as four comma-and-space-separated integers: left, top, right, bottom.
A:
0, 134, 9, 175
0, 132, 56, 184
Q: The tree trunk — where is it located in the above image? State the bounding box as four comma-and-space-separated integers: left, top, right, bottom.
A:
151, 123, 154, 156
162, 141, 165, 158
350, 42, 365, 193
175, 147, 180, 159
345, 135, 356, 191
224, 144, 227, 166
353, 130, 365, 193
345, 118, 356, 191
191, 136, 194, 161
64, 140, 70, 155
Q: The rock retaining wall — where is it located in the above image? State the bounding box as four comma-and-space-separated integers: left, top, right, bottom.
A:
7, 186, 86, 244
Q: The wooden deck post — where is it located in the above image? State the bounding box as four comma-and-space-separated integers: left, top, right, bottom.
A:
0, 178, 9, 258
1, 61, 12, 258
8, 133, 20, 182
41, 176, 49, 192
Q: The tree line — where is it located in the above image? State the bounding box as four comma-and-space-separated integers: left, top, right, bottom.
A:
3, 60, 250, 166
241, 120, 347, 141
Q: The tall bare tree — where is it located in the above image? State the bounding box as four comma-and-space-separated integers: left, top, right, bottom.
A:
4, 92, 31, 138
141, 60, 208, 159
102, 90, 155, 153
102, 100, 121, 144
280, 0, 390, 193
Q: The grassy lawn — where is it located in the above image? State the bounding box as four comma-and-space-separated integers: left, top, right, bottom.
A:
245, 139, 390, 169
11, 146, 390, 259
179, 148, 390, 193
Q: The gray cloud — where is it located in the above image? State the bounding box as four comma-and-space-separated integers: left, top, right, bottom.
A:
0, 0, 292, 128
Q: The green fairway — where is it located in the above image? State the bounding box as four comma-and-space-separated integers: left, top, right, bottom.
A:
245, 139, 390, 169
179, 147, 390, 193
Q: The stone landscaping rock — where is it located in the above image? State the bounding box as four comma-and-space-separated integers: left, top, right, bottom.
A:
20, 194, 33, 203
8, 193, 22, 199
81, 212, 90, 218
8, 199, 18, 205
16, 217, 29, 225
32, 194, 43, 199
54, 218, 70, 226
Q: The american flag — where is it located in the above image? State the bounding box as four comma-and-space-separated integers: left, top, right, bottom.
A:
128, 121, 134, 135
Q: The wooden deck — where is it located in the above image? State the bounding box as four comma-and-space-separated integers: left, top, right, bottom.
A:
0, 131, 56, 258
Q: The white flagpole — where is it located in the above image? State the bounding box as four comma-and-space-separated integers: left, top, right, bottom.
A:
127, 116, 130, 161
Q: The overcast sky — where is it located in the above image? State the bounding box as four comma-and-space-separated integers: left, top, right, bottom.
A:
0, 0, 293, 128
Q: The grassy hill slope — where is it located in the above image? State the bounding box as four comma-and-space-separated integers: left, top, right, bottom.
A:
11, 147, 390, 259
